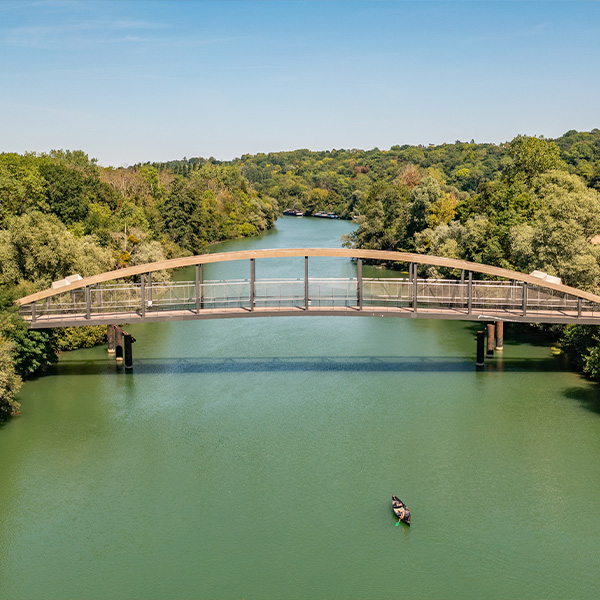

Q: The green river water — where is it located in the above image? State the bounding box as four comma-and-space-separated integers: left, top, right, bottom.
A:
1, 217, 600, 599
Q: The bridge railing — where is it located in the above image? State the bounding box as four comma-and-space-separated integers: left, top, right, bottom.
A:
18, 276, 600, 325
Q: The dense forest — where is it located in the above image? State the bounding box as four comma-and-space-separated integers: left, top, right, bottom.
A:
2, 129, 600, 421
0, 150, 276, 421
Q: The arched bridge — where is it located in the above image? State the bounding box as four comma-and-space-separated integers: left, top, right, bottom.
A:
15, 248, 600, 328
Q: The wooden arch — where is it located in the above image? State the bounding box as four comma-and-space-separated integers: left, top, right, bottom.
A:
15, 248, 600, 306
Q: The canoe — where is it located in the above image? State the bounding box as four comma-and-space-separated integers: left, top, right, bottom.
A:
392, 495, 411, 525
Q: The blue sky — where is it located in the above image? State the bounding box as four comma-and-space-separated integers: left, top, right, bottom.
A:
1, 0, 598, 166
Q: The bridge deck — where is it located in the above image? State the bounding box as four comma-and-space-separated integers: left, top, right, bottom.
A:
21, 301, 600, 328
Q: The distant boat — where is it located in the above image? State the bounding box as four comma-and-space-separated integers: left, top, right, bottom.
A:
283, 209, 304, 216
392, 495, 411, 525
313, 212, 339, 219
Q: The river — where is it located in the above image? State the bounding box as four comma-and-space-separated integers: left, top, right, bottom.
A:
1, 216, 600, 599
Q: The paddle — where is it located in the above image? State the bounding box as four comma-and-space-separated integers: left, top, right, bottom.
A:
395, 520, 401, 526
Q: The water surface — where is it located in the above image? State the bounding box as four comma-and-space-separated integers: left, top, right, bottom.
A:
1, 217, 600, 599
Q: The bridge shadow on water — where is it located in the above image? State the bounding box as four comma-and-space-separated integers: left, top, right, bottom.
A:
50, 354, 569, 377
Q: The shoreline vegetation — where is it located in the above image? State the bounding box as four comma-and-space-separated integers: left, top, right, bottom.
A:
2, 130, 600, 421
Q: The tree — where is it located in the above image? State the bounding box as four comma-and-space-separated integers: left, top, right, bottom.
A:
406, 177, 444, 243
0, 211, 114, 288
0, 334, 21, 421
508, 135, 563, 183
510, 171, 600, 289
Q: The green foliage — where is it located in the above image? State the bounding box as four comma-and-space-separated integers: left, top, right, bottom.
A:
0, 312, 56, 378
0, 211, 115, 288
0, 153, 48, 220
509, 171, 600, 289
343, 180, 409, 251
508, 135, 563, 182
407, 177, 444, 242
156, 166, 275, 254
53, 326, 107, 352
560, 325, 600, 380
0, 334, 22, 421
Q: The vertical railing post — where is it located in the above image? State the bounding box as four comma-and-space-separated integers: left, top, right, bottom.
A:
97, 283, 102, 310
250, 258, 255, 311
199, 264, 204, 310
31, 302, 37, 323
468, 272, 473, 315
522, 282, 528, 317
460, 269, 465, 305
413, 263, 418, 313
140, 274, 146, 318
305, 256, 309, 310
147, 272, 152, 309
407, 262, 413, 307
578, 297, 582, 319
195, 265, 200, 314
357, 258, 363, 310
85, 286, 91, 320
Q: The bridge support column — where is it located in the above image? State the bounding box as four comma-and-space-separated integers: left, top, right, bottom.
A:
487, 323, 495, 358
495, 321, 504, 351
476, 331, 485, 367
123, 332, 135, 370
115, 326, 123, 363
107, 324, 115, 354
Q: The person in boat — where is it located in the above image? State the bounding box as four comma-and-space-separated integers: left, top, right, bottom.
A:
397, 506, 406, 520
392, 496, 403, 509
